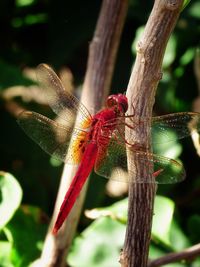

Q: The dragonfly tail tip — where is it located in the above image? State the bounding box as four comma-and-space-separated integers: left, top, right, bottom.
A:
52, 227, 58, 235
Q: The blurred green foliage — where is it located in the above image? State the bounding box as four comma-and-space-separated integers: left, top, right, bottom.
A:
0, 0, 200, 266
67, 196, 198, 267
0, 172, 22, 229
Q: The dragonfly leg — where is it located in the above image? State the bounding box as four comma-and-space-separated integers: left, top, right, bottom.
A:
114, 125, 149, 149
116, 116, 144, 130
153, 169, 164, 178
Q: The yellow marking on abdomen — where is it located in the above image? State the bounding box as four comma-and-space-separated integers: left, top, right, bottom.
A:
80, 117, 92, 129
70, 131, 89, 164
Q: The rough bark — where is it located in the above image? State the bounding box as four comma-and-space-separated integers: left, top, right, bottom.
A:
120, 1, 184, 266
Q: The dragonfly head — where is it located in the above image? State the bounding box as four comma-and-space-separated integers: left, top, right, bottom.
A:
106, 94, 128, 114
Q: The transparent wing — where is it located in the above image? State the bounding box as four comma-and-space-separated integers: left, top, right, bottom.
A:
107, 112, 200, 145
17, 111, 89, 164
36, 64, 92, 128
94, 139, 185, 184
95, 112, 199, 183
151, 112, 200, 144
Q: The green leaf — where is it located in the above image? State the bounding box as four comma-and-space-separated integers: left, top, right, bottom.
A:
149, 244, 165, 259
152, 195, 175, 246
180, 48, 195, 66
6, 206, 47, 267
131, 26, 144, 55
169, 220, 190, 251
68, 196, 178, 266
68, 217, 126, 267
191, 257, 200, 267
188, 1, 200, 18
0, 241, 13, 267
16, 0, 35, 7
0, 172, 22, 229
181, 0, 191, 11
68, 199, 128, 266
86, 198, 128, 224
162, 35, 176, 69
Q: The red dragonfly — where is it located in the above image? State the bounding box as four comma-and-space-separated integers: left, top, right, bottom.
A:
17, 64, 200, 234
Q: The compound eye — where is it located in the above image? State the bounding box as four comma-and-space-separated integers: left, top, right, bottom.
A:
106, 95, 117, 107
120, 101, 128, 113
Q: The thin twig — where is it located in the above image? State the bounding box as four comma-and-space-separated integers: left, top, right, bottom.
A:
191, 49, 200, 156
33, 1, 128, 267
120, 1, 184, 266
148, 243, 200, 267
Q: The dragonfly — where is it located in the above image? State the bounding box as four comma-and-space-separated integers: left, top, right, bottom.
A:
17, 64, 200, 234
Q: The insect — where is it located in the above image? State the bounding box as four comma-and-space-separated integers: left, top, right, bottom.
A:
17, 64, 200, 234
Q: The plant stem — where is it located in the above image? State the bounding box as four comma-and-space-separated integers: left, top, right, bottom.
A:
34, 1, 128, 267
148, 243, 200, 267
120, 1, 184, 266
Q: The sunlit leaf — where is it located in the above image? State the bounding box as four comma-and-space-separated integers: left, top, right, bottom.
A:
0, 241, 13, 267
68, 217, 126, 267
181, 0, 191, 11
131, 26, 144, 55
169, 220, 190, 251
180, 48, 195, 66
85, 198, 128, 223
69, 196, 180, 266
69, 199, 127, 267
191, 257, 200, 267
152, 196, 175, 246
16, 0, 35, 7
0, 172, 22, 229
6, 206, 47, 267
162, 34, 176, 68
188, 2, 200, 18
149, 244, 165, 259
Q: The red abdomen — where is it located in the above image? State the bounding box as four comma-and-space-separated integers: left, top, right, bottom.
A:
52, 142, 98, 234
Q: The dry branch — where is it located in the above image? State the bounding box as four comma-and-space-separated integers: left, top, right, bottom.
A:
148, 243, 200, 267
120, 1, 184, 266
33, 1, 128, 267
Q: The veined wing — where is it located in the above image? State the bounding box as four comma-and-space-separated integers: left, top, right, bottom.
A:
36, 64, 92, 128
151, 112, 200, 144
105, 112, 200, 145
94, 139, 185, 184
17, 111, 89, 164
94, 112, 197, 183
